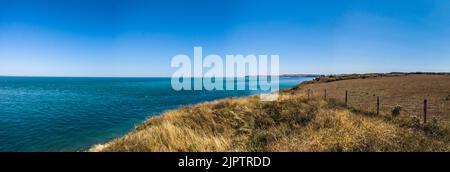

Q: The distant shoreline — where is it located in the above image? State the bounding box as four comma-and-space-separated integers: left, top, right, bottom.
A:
2, 72, 449, 78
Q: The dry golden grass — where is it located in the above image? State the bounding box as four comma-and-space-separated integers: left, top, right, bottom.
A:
90, 91, 450, 152
292, 74, 450, 122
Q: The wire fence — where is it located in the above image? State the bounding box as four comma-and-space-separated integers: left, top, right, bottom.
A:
303, 88, 450, 124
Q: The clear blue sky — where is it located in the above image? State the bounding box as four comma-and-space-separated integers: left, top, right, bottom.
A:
1, 0, 449, 77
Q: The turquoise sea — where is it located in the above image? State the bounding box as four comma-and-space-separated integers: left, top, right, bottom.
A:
0, 77, 313, 151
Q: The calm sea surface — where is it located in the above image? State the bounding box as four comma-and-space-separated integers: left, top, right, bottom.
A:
0, 77, 313, 151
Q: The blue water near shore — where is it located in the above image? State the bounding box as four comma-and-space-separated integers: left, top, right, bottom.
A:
0, 77, 313, 151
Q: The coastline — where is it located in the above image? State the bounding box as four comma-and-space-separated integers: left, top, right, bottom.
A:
0, 76, 313, 151
87, 77, 317, 152
89, 73, 450, 152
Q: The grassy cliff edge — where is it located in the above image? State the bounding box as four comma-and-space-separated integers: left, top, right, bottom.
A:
90, 74, 450, 152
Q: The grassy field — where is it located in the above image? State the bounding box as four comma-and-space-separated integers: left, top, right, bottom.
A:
90, 74, 450, 152
289, 74, 450, 123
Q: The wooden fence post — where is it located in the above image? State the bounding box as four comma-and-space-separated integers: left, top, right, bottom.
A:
345, 90, 348, 106
376, 96, 380, 116
324, 89, 327, 100
423, 99, 427, 124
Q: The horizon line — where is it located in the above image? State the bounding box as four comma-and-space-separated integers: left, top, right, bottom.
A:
1, 71, 448, 78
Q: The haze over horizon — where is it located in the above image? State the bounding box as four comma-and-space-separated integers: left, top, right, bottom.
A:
1, 0, 450, 77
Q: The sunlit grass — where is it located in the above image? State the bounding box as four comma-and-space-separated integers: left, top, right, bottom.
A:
90, 92, 449, 152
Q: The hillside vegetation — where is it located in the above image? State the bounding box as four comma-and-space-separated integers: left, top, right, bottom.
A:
91, 75, 450, 151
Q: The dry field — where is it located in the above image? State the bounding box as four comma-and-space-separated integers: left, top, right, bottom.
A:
293, 74, 450, 123
90, 74, 450, 152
